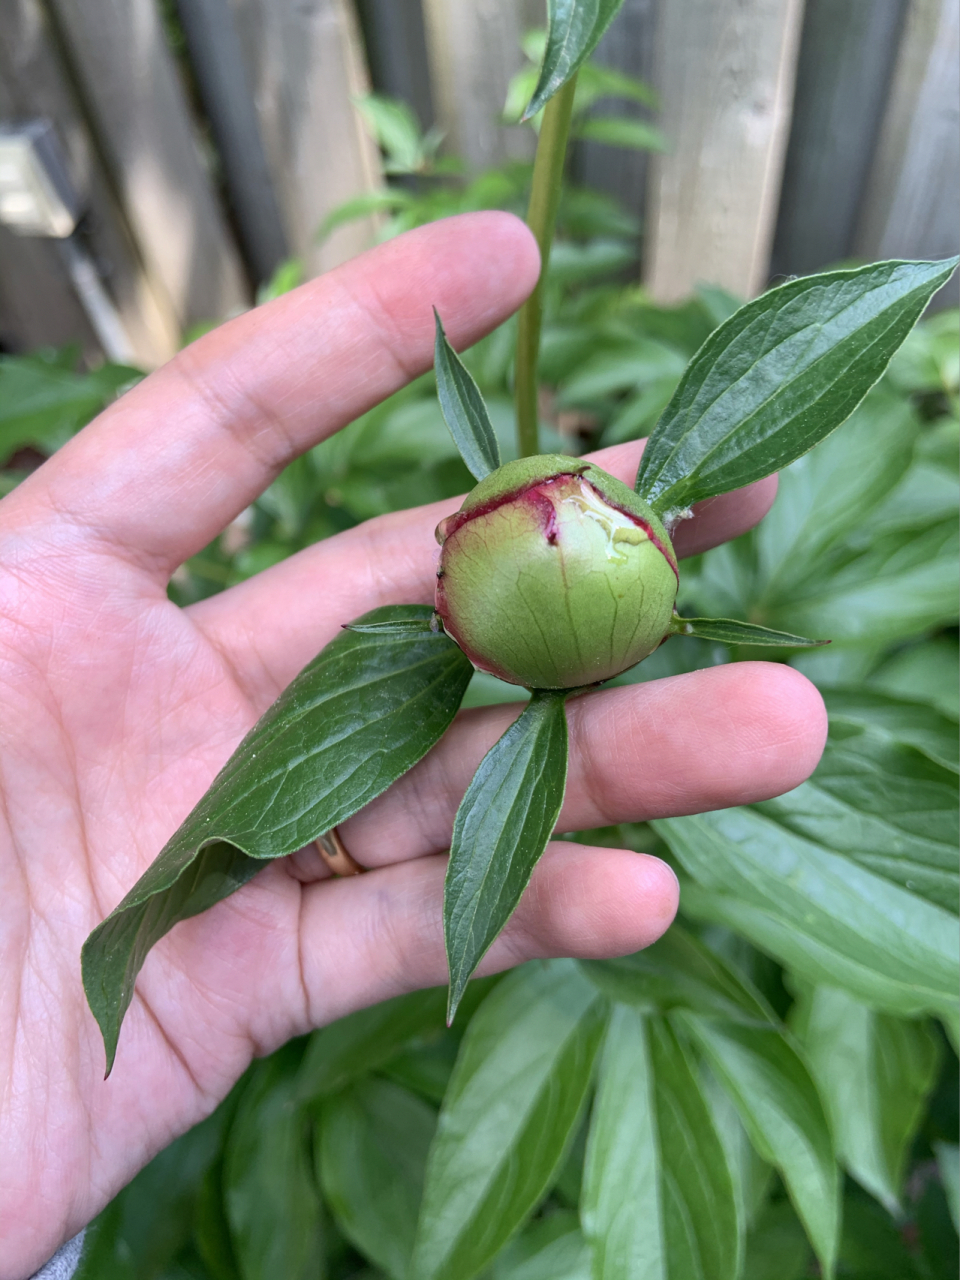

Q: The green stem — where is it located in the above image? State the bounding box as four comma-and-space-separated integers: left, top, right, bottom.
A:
515, 75, 578, 458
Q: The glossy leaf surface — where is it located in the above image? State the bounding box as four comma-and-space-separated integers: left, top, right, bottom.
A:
524, 0, 627, 119
793, 984, 941, 1213
683, 1016, 839, 1277
580, 923, 774, 1025
434, 310, 501, 480
758, 724, 959, 912
411, 961, 605, 1280
670, 615, 827, 647
821, 687, 959, 773
660, 808, 958, 1023
635, 258, 959, 515
582, 1006, 741, 1279
317, 1077, 436, 1279
83, 604, 473, 1072
444, 691, 569, 1020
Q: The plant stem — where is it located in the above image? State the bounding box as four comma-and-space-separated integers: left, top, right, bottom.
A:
515, 75, 578, 458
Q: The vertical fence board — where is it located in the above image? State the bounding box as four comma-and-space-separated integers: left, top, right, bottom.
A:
574, 0, 658, 227
421, 0, 541, 171
45, 0, 249, 331
855, 0, 959, 305
643, 0, 804, 301
175, 0, 290, 286
230, 0, 383, 276
355, 0, 435, 130
0, 0, 181, 364
770, 0, 907, 280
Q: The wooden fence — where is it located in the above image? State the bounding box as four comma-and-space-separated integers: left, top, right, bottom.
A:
0, 0, 957, 367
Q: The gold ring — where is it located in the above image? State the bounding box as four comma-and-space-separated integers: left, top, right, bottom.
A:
315, 828, 366, 877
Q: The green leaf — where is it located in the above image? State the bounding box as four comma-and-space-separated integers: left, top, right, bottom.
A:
581, 1006, 741, 1279
223, 1048, 325, 1280
635, 258, 959, 516
670, 615, 827, 647
870, 637, 960, 721
410, 961, 605, 1280
444, 691, 569, 1020
792, 984, 941, 1214
523, 0, 628, 120
657, 808, 959, 1022
934, 1142, 960, 1234
83, 604, 473, 1073
490, 1216, 592, 1279
770, 519, 958, 648
296, 987, 448, 1102
317, 1077, 436, 1279
682, 1016, 840, 1277
757, 724, 959, 912
580, 922, 775, 1025
575, 115, 667, 151
434, 310, 501, 481
0, 351, 141, 457
821, 687, 959, 772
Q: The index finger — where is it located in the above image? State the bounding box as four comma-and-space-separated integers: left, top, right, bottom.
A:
3, 213, 540, 580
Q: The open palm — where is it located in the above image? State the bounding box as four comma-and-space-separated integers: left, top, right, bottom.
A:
0, 214, 826, 1278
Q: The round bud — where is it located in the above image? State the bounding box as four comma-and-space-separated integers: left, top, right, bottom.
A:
435, 455, 678, 688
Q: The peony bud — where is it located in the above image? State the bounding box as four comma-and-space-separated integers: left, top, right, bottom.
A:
435, 455, 679, 688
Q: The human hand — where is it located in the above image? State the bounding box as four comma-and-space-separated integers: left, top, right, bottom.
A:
0, 213, 826, 1277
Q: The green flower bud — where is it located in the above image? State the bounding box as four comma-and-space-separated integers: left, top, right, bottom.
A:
435, 455, 679, 688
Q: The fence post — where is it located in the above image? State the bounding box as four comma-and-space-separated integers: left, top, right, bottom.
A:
229, 0, 383, 277
770, 0, 907, 279
642, 0, 805, 301
421, 0, 541, 171
44, 0, 250, 332
0, 0, 182, 364
574, 0, 658, 225
855, 0, 960, 305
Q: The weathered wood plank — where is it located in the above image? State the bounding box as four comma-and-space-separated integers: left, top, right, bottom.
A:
855, 0, 959, 306
356, 0, 435, 131
771, 0, 907, 279
0, 0, 180, 364
46, 0, 250, 329
421, 0, 541, 171
230, 0, 383, 276
643, 0, 805, 301
175, 0, 290, 285
574, 0, 658, 226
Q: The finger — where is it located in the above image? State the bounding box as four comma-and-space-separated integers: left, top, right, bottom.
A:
294, 841, 679, 1027
187, 442, 777, 707
4, 213, 540, 579
335, 662, 826, 868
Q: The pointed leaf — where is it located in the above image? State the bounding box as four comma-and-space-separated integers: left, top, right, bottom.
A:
758, 725, 959, 913
434, 310, 501, 480
296, 987, 448, 1102
579, 923, 776, 1025
792, 985, 941, 1214
444, 691, 569, 1019
83, 604, 473, 1072
523, 0, 627, 120
683, 1016, 840, 1278
411, 961, 606, 1280
671, 615, 827, 647
582, 1006, 741, 1280
658, 808, 959, 1022
635, 258, 959, 516
317, 1077, 436, 1279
